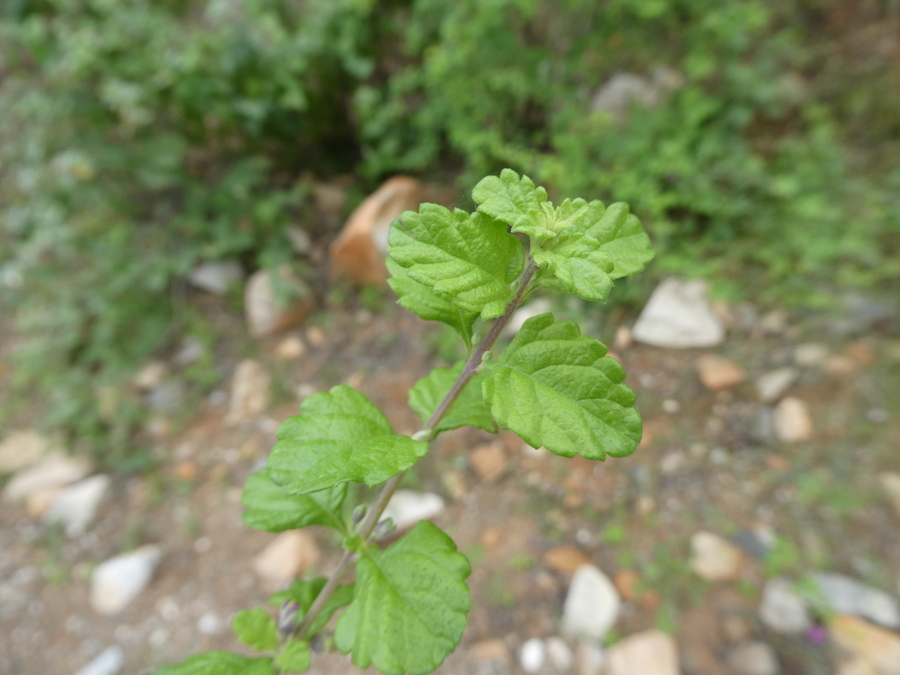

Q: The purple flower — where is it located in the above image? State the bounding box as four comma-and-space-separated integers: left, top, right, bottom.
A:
806, 624, 827, 644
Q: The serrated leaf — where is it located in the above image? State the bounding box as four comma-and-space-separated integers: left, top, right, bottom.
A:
408, 362, 496, 434
270, 578, 355, 636
583, 201, 654, 279
482, 313, 642, 460
241, 469, 347, 533
533, 230, 615, 302
472, 168, 551, 238
388, 204, 525, 319
335, 521, 471, 675
151, 652, 274, 675
232, 609, 280, 652
267, 386, 428, 494
386, 258, 477, 347
274, 641, 312, 673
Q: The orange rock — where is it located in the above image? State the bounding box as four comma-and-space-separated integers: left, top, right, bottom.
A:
480, 526, 502, 549
830, 614, 900, 675
696, 354, 746, 391
845, 341, 875, 366
543, 546, 591, 574
329, 176, 424, 285
472, 639, 510, 664
614, 569, 662, 610
175, 461, 198, 481
468, 443, 508, 482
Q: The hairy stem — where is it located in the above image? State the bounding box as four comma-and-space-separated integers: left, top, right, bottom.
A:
295, 257, 539, 639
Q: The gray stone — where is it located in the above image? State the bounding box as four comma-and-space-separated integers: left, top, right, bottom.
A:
188, 260, 244, 295
172, 338, 205, 368
812, 572, 900, 629
749, 408, 777, 446
575, 640, 606, 675
606, 630, 680, 675
755, 368, 798, 403
726, 641, 780, 675
90, 545, 162, 615
72, 645, 124, 675
632, 278, 725, 348
759, 578, 811, 634
520, 639, 546, 674
0, 430, 48, 473
546, 637, 574, 672
2, 453, 91, 503
226, 360, 271, 425
590, 67, 684, 117
44, 474, 110, 537
562, 565, 621, 640
132, 362, 168, 391
793, 343, 830, 367
286, 226, 312, 255
145, 381, 187, 415
382, 491, 446, 530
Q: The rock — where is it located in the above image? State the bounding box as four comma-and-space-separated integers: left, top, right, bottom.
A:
72, 645, 124, 675
794, 343, 830, 367
226, 360, 271, 425
274, 336, 306, 360
755, 368, 798, 403
562, 565, 621, 640
188, 260, 244, 295
520, 638, 546, 674
830, 614, 900, 675
606, 630, 680, 675
613, 569, 661, 610
590, 67, 684, 117
878, 473, 900, 518
825, 355, 858, 377
197, 611, 223, 635
468, 443, 508, 482
575, 640, 606, 675
0, 430, 48, 473
544, 546, 591, 574
812, 573, 900, 629
472, 639, 510, 665
696, 355, 745, 391
749, 408, 777, 446
285, 226, 312, 255
244, 266, 315, 338
145, 381, 187, 415
90, 545, 162, 615
773, 397, 812, 443
382, 490, 445, 530
759, 310, 789, 335
252, 530, 321, 592
615, 326, 633, 350
330, 176, 424, 285
689, 531, 745, 581
505, 298, 553, 337
546, 637, 574, 672
722, 615, 754, 644
726, 641, 780, 675
44, 474, 110, 537
172, 338, 205, 368
132, 362, 168, 391
3, 453, 91, 504
632, 278, 725, 348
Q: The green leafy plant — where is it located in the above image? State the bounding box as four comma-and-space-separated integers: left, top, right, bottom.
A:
152, 170, 652, 674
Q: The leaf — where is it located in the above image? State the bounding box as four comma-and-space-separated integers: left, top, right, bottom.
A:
270, 578, 355, 636
584, 201, 655, 279
151, 652, 274, 675
267, 386, 428, 494
232, 609, 280, 652
482, 313, 642, 460
334, 521, 471, 675
408, 362, 496, 434
241, 469, 347, 533
274, 641, 312, 673
472, 168, 552, 240
386, 258, 477, 347
388, 204, 525, 319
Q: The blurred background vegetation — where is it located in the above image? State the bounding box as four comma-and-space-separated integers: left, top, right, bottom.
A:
0, 0, 897, 457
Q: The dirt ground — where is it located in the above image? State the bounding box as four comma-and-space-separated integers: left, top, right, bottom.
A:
1, 287, 898, 675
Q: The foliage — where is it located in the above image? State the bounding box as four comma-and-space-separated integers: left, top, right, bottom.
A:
152, 170, 651, 673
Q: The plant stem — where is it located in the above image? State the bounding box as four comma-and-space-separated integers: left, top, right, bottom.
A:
295, 257, 539, 639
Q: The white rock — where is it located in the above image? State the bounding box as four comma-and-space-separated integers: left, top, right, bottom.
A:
382, 490, 446, 530
606, 630, 680, 675
188, 260, 244, 295
226, 360, 271, 425
286, 226, 312, 255
575, 640, 606, 675
590, 68, 683, 116
520, 638, 546, 674
72, 645, 124, 675
3, 453, 91, 503
546, 637, 574, 672
562, 565, 621, 641
197, 611, 222, 635
274, 335, 306, 360
773, 397, 812, 443
244, 266, 314, 338
759, 578, 812, 634
726, 641, 780, 675
690, 531, 745, 581
44, 474, 110, 537
794, 343, 830, 367
632, 278, 725, 348
252, 530, 321, 592
505, 298, 553, 337
90, 545, 162, 615
812, 572, 900, 629
878, 473, 900, 519
755, 368, 798, 403
132, 362, 168, 391
0, 430, 49, 473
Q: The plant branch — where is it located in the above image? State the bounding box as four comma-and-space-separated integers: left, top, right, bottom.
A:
295, 257, 539, 639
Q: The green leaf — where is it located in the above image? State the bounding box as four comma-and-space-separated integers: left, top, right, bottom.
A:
152, 652, 274, 675
270, 578, 355, 636
241, 469, 347, 533
472, 168, 552, 241
274, 641, 312, 673
386, 258, 477, 348
388, 204, 525, 319
583, 201, 655, 279
408, 362, 497, 434
267, 386, 428, 494
482, 313, 642, 460
335, 521, 471, 675
232, 609, 280, 652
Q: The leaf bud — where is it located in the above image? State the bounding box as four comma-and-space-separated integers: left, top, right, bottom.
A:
278, 600, 300, 634
372, 517, 396, 540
